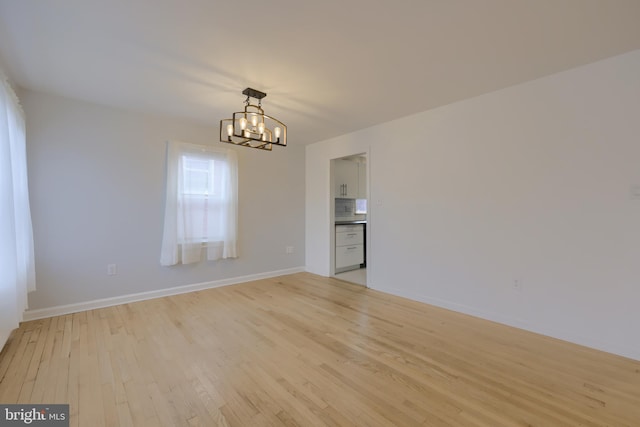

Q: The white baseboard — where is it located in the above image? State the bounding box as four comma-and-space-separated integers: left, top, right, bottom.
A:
372, 284, 640, 362
23, 266, 306, 322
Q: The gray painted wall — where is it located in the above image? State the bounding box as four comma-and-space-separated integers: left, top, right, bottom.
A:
306, 50, 640, 360
23, 90, 305, 310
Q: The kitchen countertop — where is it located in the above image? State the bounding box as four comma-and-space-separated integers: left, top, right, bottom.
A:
335, 220, 367, 225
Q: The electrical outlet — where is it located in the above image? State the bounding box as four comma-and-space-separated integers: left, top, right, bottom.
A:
285, 246, 294, 254
513, 279, 523, 292
107, 264, 117, 276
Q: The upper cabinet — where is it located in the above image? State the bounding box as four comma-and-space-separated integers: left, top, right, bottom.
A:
334, 157, 367, 199
334, 159, 359, 198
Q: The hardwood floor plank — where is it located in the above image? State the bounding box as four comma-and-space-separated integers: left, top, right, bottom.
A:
1, 272, 639, 426
0, 328, 33, 403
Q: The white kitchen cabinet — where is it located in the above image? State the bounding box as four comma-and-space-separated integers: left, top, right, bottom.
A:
335, 224, 364, 272
336, 245, 364, 269
336, 227, 363, 246
334, 159, 359, 198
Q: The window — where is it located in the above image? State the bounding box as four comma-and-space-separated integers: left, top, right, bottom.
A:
179, 154, 228, 244
160, 141, 238, 266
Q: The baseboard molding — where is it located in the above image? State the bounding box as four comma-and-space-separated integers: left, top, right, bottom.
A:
23, 266, 306, 322
372, 284, 640, 362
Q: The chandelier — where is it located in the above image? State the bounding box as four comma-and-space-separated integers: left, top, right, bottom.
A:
219, 88, 287, 151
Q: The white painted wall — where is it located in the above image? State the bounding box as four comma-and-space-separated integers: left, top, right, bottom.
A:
306, 50, 640, 360
23, 90, 305, 311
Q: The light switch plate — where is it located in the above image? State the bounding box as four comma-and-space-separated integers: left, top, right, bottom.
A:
107, 264, 117, 275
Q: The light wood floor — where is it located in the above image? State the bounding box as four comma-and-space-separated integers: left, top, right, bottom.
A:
334, 268, 366, 286
1, 273, 639, 426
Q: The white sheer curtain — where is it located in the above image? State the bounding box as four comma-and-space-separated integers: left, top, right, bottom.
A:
0, 69, 36, 349
160, 141, 238, 266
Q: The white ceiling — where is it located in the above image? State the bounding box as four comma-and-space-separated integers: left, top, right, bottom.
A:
1, 0, 640, 146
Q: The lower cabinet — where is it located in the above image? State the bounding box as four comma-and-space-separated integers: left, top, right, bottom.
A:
335, 224, 364, 273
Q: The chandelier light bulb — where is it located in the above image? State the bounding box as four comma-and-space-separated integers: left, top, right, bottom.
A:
251, 115, 258, 127
226, 124, 234, 136
274, 126, 281, 138
258, 122, 265, 134
244, 130, 250, 138
239, 117, 247, 130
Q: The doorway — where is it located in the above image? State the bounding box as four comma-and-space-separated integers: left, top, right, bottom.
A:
331, 153, 368, 287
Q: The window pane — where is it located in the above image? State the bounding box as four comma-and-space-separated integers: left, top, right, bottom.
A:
182, 156, 210, 195
177, 154, 229, 244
